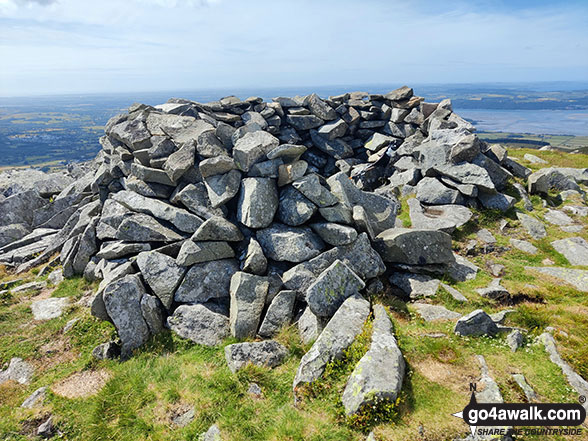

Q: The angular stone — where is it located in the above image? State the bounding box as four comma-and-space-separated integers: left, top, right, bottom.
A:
319, 203, 353, 225
441, 283, 468, 301
286, 114, 324, 130
477, 228, 496, 244
385, 86, 413, 101
0, 190, 47, 228
233, 131, 279, 172
517, 212, 546, 239
116, 214, 183, 242
408, 198, 472, 233
237, 178, 278, 229
390, 273, 440, 299
199, 156, 236, 178
413, 303, 462, 321
103, 275, 150, 357
277, 161, 307, 187
544, 209, 574, 226
203, 169, 242, 208
292, 174, 338, 207
433, 163, 495, 192
140, 293, 164, 335
0, 357, 33, 385
512, 373, 537, 402
310, 130, 354, 159
510, 238, 538, 254
454, 310, 499, 336
267, 144, 307, 162
318, 118, 348, 140
528, 168, 582, 195
177, 240, 235, 266
21, 386, 47, 409
167, 304, 230, 346
258, 290, 296, 338
174, 259, 238, 304
374, 228, 454, 265
241, 239, 267, 275
306, 260, 365, 318
31, 297, 70, 321
276, 186, 318, 226
309, 222, 358, 246
96, 241, 151, 260
342, 305, 404, 415
507, 329, 524, 352
306, 93, 337, 120
131, 163, 174, 186
416, 177, 461, 205
551, 237, 588, 266
225, 340, 288, 373
257, 223, 324, 263
136, 251, 186, 309
298, 306, 327, 345
199, 424, 222, 441
192, 216, 243, 242
476, 278, 510, 301
364, 133, 395, 151
229, 272, 268, 339
163, 143, 195, 182
293, 295, 370, 391
283, 233, 385, 292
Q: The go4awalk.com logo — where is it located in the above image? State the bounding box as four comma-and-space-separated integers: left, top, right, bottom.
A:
452, 387, 586, 438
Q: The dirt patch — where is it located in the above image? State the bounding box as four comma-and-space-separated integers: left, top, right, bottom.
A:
52, 369, 111, 398
412, 358, 476, 393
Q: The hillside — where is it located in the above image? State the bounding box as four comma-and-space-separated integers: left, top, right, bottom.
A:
0, 89, 587, 441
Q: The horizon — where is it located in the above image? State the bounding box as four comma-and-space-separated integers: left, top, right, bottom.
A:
1, 0, 588, 96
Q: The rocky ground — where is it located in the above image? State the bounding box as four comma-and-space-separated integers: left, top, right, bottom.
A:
0, 88, 587, 441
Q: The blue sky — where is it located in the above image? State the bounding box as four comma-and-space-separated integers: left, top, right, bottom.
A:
0, 0, 587, 96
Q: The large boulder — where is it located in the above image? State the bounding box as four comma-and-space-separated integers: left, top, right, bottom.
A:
374, 228, 454, 265
224, 340, 288, 373
407, 198, 472, 233
167, 304, 230, 346
342, 305, 404, 415
136, 251, 186, 309
257, 223, 325, 263
258, 290, 296, 338
229, 272, 268, 339
528, 168, 582, 195
237, 178, 279, 229
454, 310, 499, 337
174, 259, 239, 304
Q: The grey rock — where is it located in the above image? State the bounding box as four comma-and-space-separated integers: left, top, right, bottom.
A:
258, 290, 296, 337
309, 222, 358, 246
140, 293, 164, 334
0, 190, 47, 228
510, 238, 538, 254
342, 305, 404, 415
563, 205, 588, 217
177, 240, 235, 266
0, 357, 33, 385
416, 177, 461, 205
248, 158, 283, 178
390, 273, 440, 299
477, 228, 496, 244
136, 251, 186, 309
103, 275, 151, 357
441, 283, 468, 301
131, 163, 174, 186
292, 174, 338, 207
163, 143, 195, 182
199, 156, 236, 178
408, 198, 472, 233
544, 209, 574, 226
174, 259, 238, 304
21, 386, 47, 408
517, 212, 547, 239
229, 272, 268, 339
433, 163, 495, 192
37, 416, 54, 438
172, 408, 195, 428
116, 214, 184, 242
298, 306, 327, 345
454, 310, 499, 336
503, 157, 532, 179
551, 237, 588, 265
192, 216, 243, 242
524, 153, 548, 164
199, 424, 222, 441
225, 340, 288, 373
364, 132, 395, 151
506, 329, 523, 352
203, 169, 242, 208
528, 168, 582, 195
472, 153, 512, 190
318, 118, 348, 140
283, 233, 385, 292
247, 382, 263, 398
512, 373, 537, 402
11, 281, 46, 294
237, 178, 278, 229
286, 114, 324, 130
257, 224, 324, 263
31, 297, 70, 320
374, 228, 454, 265
413, 303, 461, 321
306, 93, 337, 120
478, 191, 516, 212
48, 269, 64, 285
513, 182, 534, 211
306, 260, 365, 317
319, 203, 353, 225
241, 239, 267, 275
277, 160, 307, 187
267, 144, 307, 162
110, 119, 151, 150
293, 295, 370, 391
310, 130, 354, 159
476, 278, 510, 301
233, 131, 279, 172
167, 304, 230, 346
0, 224, 29, 248
97, 241, 151, 260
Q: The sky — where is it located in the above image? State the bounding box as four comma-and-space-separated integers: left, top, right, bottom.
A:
0, 0, 587, 96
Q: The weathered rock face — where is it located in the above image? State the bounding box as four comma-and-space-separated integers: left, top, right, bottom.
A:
224, 340, 288, 373
454, 309, 499, 337
0, 87, 535, 363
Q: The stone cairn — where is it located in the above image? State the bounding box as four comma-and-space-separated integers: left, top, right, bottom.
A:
1, 86, 550, 413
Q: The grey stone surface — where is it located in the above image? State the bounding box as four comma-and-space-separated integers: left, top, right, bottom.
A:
476, 278, 510, 302
258, 290, 296, 337
510, 238, 538, 254
229, 272, 268, 339
31, 297, 70, 321
277, 161, 307, 187
224, 340, 288, 373
390, 273, 440, 299
177, 240, 235, 266
478, 191, 516, 212
21, 386, 47, 408
199, 424, 222, 441
374, 228, 454, 265
203, 169, 242, 208
293, 295, 370, 391
544, 209, 574, 226
309, 222, 358, 246
512, 373, 537, 402
103, 274, 151, 357
412, 303, 462, 321
407, 198, 472, 233
237, 178, 278, 229
140, 293, 164, 335
477, 228, 496, 244
0, 357, 33, 385
528, 168, 582, 195
306, 260, 365, 317
192, 216, 243, 242
257, 223, 324, 263
433, 163, 495, 192
506, 329, 524, 352
199, 156, 236, 178
517, 212, 546, 239
233, 131, 279, 172
96, 241, 151, 260
454, 310, 499, 336
527, 267, 588, 292
440, 283, 468, 302
116, 214, 184, 242
136, 251, 186, 309
342, 305, 404, 415
551, 237, 588, 265
175, 259, 238, 304
292, 174, 338, 208
416, 177, 461, 205
277, 186, 317, 226
298, 306, 327, 345
167, 304, 230, 346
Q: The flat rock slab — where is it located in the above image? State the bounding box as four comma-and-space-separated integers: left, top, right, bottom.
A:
517, 212, 546, 240
229, 272, 268, 339
412, 303, 462, 322
527, 267, 588, 292
407, 198, 472, 233
544, 209, 574, 226
0, 357, 33, 385
440, 283, 468, 302
293, 295, 370, 391
454, 309, 499, 337
224, 340, 288, 373
374, 228, 454, 265
510, 238, 538, 254
342, 305, 404, 415
31, 297, 70, 320
476, 278, 510, 302
551, 237, 588, 266
390, 273, 440, 300
167, 304, 230, 347
174, 259, 238, 304
257, 223, 324, 263
306, 259, 365, 318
